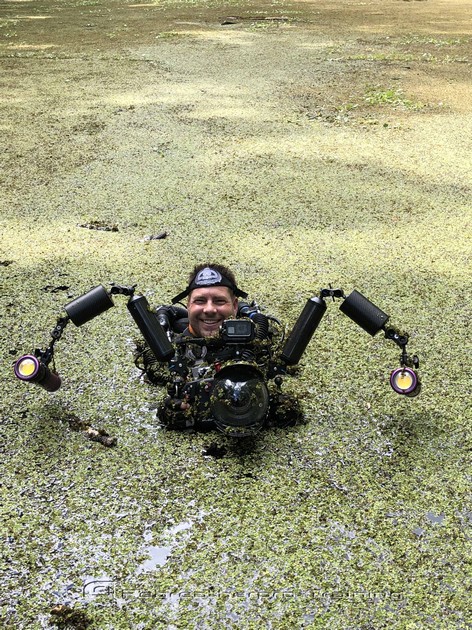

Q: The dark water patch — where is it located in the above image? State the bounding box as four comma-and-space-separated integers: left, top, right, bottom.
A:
49, 603, 91, 629
136, 545, 172, 573
425, 512, 445, 525
135, 520, 194, 575
202, 442, 227, 458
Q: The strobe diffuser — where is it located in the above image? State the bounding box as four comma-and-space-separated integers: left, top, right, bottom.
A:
14, 354, 61, 392
390, 367, 420, 397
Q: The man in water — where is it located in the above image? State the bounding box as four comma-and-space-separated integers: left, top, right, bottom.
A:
135, 263, 301, 431
171, 263, 246, 338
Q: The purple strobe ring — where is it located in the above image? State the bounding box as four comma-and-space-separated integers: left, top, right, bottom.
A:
14, 354, 41, 382
389, 367, 418, 395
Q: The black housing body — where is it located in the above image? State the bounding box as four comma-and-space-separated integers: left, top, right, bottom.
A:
220, 319, 255, 343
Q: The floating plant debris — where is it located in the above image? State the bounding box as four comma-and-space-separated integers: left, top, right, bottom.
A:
63, 413, 117, 447
42, 285, 70, 293
143, 231, 167, 241
49, 604, 91, 629
78, 221, 119, 232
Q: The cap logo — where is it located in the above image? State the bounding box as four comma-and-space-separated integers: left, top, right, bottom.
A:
194, 268, 222, 286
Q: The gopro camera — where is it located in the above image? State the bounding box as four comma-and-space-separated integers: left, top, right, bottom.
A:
220, 319, 255, 343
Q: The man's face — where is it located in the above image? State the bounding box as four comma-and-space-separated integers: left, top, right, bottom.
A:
187, 286, 238, 337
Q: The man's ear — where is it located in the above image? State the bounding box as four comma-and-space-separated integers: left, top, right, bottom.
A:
233, 297, 239, 314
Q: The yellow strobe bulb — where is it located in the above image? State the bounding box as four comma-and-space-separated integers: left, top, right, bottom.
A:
394, 371, 414, 391
17, 357, 37, 377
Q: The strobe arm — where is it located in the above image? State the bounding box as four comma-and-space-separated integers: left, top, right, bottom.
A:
339, 289, 420, 396
13, 282, 174, 391
280, 287, 420, 396
383, 326, 420, 396
13, 284, 116, 391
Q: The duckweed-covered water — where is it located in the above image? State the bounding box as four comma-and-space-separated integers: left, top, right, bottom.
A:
1, 0, 471, 627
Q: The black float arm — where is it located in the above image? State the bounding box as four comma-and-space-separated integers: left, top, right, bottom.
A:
32, 284, 135, 365
338, 288, 419, 369
14, 283, 136, 390
64, 282, 173, 362
280, 286, 419, 372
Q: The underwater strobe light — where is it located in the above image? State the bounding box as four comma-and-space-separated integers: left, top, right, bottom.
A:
389, 366, 420, 397
14, 354, 62, 392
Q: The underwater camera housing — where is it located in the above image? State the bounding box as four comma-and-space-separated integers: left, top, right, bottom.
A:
165, 312, 277, 437
14, 282, 420, 438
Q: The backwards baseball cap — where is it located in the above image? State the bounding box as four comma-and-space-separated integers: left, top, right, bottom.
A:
172, 267, 248, 304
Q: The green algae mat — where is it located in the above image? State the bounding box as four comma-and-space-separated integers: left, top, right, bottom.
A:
1, 0, 471, 627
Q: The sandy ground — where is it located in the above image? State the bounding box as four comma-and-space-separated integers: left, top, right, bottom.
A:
1, 0, 471, 628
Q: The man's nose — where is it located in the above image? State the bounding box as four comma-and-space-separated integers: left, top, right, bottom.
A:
203, 300, 217, 313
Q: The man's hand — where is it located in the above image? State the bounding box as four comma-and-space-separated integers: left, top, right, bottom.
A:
157, 395, 193, 429
166, 396, 190, 412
